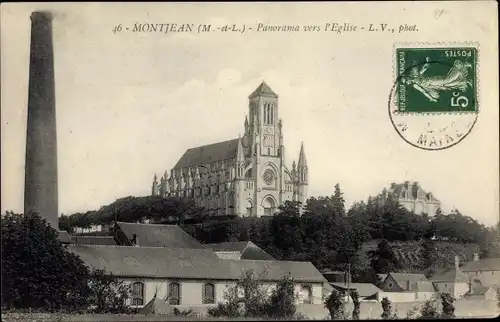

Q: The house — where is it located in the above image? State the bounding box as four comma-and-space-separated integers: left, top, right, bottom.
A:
429, 256, 470, 299
113, 221, 205, 249
460, 253, 500, 289
68, 245, 327, 308
329, 282, 382, 301
464, 285, 498, 301
205, 241, 275, 260
321, 270, 350, 284
380, 273, 429, 292
383, 181, 441, 215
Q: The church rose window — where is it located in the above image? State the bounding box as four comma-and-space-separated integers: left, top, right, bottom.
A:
263, 169, 274, 185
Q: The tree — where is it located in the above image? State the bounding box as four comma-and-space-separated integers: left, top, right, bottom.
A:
87, 269, 131, 313
418, 299, 440, 319
1, 212, 90, 312
381, 297, 397, 319
266, 274, 296, 319
369, 240, 402, 274
332, 183, 346, 217
440, 293, 455, 319
324, 289, 345, 320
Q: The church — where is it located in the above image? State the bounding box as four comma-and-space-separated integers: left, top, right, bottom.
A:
151, 82, 308, 217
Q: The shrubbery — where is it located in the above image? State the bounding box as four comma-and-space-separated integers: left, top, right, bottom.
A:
208, 269, 302, 319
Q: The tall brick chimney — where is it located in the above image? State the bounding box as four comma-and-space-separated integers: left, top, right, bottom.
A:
24, 11, 59, 229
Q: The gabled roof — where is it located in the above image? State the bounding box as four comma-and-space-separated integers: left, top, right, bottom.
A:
205, 241, 275, 260
429, 268, 469, 283
115, 222, 204, 249
330, 282, 382, 298
173, 138, 239, 169
468, 285, 494, 295
70, 235, 116, 246
226, 259, 327, 283
68, 245, 325, 283
388, 273, 428, 285
68, 245, 230, 280
461, 258, 500, 272
249, 82, 278, 99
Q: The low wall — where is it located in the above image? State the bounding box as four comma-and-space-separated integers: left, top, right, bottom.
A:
296, 299, 500, 320
3, 300, 499, 321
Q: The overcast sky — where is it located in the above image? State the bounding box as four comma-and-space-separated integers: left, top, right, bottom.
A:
1, 2, 498, 225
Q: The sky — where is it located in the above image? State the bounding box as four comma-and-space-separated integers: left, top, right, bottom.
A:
1, 2, 499, 226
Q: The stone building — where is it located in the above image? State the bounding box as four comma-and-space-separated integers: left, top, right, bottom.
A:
151, 82, 308, 217
385, 181, 441, 215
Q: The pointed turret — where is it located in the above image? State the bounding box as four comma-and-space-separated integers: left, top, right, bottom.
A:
297, 142, 307, 169
151, 174, 159, 196
236, 136, 244, 162
244, 115, 249, 134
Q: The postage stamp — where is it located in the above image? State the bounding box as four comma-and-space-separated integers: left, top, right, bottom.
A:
389, 42, 479, 151
396, 47, 477, 113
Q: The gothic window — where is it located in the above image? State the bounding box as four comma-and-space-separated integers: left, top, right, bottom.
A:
267, 148, 271, 155
203, 283, 215, 304
168, 282, 181, 305
131, 281, 144, 306
301, 285, 313, 304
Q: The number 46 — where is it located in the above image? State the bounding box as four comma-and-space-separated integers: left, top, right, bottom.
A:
451, 91, 469, 108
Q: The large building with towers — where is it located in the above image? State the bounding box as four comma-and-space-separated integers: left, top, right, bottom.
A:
151, 82, 308, 217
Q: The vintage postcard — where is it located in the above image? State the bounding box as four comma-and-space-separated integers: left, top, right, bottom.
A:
1, 2, 499, 321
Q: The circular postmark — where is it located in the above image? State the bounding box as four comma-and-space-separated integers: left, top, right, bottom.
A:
389, 46, 479, 150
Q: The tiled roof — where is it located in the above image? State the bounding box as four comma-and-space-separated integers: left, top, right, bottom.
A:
429, 268, 469, 283
461, 258, 500, 272
389, 273, 428, 285
68, 245, 325, 283
415, 281, 436, 292
115, 222, 204, 249
205, 241, 276, 260
388, 182, 438, 202
68, 245, 230, 280
330, 282, 382, 297
248, 82, 278, 99
173, 138, 239, 169
70, 235, 116, 246
226, 259, 327, 283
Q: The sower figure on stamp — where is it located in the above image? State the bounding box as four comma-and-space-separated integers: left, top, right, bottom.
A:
402, 57, 473, 103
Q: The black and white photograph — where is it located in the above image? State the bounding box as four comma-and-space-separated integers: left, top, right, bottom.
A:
1, 2, 499, 321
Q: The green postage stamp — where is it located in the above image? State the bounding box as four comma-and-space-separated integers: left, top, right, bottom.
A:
389, 43, 479, 151
396, 47, 477, 113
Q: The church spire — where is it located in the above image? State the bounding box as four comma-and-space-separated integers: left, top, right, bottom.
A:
297, 142, 307, 169
244, 115, 249, 134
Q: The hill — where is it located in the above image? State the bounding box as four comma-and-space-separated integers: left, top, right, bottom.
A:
358, 239, 480, 274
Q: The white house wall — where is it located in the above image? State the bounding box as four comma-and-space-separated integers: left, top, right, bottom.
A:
121, 278, 323, 307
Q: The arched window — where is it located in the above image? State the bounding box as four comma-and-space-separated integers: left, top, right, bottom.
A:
203, 283, 215, 304
131, 281, 144, 306
301, 285, 312, 304
168, 282, 181, 305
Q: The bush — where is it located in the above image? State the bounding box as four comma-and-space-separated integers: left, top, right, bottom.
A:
418, 299, 440, 319
87, 269, 131, 314
266, 274, 297, 319
440, 293, 455, 319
